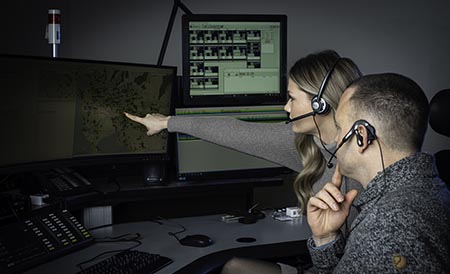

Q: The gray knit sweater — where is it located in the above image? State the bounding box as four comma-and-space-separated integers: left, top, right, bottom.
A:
308, 152, 450, 273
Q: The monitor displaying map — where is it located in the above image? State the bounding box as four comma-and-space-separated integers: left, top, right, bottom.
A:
0, 55, 176, 173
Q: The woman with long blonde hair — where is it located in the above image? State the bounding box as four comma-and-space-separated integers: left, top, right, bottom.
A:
125, 50, 363, 274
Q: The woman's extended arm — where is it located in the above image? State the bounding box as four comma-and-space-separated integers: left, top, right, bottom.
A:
168, 115, 301, 172
124, 112, 301, 172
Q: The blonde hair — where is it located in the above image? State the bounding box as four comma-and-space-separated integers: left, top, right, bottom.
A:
289, 50, 362, 213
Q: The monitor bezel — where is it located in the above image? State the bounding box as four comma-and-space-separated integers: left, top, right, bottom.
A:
0, 54, 177, 175
173, 104, 292, 182
176, 164, 292, 182
181, 14, 287, 107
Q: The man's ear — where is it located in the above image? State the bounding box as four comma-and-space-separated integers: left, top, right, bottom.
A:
356, 124, 371, 153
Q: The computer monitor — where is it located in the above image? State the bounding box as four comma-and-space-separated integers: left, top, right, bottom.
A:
0, 55, 176, 175
176, 105, 290, 181
182, 14, 287, 106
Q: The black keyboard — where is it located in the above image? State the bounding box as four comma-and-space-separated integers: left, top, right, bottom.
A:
76, 250, 173, 274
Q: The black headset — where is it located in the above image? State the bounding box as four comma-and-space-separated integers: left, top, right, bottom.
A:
342, 120, 377, 146
311, 57, 342, 115
286, 58, 342, 124
327, 119, 377, 168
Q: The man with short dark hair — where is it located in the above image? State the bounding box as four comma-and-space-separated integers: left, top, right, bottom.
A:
307, 73, 450, 273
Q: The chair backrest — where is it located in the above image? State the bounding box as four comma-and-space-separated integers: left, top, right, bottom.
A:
429, 89, 450, 186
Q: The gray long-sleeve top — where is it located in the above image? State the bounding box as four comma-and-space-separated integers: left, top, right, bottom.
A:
168, 116, 362, 196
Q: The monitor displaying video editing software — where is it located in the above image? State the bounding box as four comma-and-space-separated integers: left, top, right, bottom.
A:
0, 55, 176, 174
176, 105, 290, 181
182, 14, 287, 106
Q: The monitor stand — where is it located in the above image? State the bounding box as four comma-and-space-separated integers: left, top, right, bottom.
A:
143, 162, 167, 186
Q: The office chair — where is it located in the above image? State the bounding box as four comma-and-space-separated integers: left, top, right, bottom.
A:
429, 88, 450, 187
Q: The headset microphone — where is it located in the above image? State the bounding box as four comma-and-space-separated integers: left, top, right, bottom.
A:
327, 139, 346, 168
326, 128, 355, 168
327, 140, 346, 168
326, 122, 361, 168
285, 111, 315, 124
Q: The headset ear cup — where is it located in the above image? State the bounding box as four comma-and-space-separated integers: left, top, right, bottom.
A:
365, 124, 377, 144
311, 96, 330, 115
311, 96, 320, 113
354, 120, 377, 146
356, 131, 364, 147
320, 98, 330, 114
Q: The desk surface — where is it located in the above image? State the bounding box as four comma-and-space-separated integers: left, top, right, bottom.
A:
25, 211, 312, 274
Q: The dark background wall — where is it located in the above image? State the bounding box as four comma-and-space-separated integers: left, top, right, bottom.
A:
2, 0, 449, 207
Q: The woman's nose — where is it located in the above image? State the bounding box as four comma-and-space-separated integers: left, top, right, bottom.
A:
284, 99, 291, 112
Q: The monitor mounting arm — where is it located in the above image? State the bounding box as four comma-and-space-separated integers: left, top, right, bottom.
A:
157, 0, 193, 66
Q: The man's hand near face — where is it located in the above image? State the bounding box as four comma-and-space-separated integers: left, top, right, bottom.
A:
307, 165, 359, 246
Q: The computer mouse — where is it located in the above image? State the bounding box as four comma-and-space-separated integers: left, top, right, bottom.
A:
179, 234, 213, 247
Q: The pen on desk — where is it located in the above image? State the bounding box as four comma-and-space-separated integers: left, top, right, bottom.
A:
248, 203, 259, 213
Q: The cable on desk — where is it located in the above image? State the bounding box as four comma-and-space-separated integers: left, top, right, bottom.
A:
86, 223, 114, 231
1, 193, 22, 222
94, 233, 141, 242
166, 220, 186, 243
149, 216, 187, 231
148, 216, 164, 225
148, 216, 187, 243
167, 226, 186, 243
